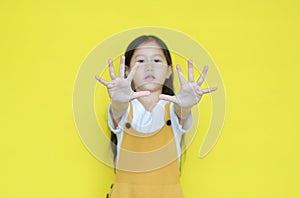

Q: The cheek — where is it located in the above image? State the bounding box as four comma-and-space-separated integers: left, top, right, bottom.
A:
135, 68, 143, 78
132, 73, 142, 84
159, 69, 169, 79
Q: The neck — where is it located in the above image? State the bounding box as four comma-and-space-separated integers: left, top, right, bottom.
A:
137, 90, 161, 111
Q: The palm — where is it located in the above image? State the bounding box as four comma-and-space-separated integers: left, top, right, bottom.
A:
105, 77, 134, 103
95, 56, 150, 103
159, 60, 217, 107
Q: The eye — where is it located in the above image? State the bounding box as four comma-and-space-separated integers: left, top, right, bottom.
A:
137, 59, 144, 63
154, 59, 162, 63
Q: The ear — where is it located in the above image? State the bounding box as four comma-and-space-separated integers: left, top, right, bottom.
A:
166, 65, 173, 79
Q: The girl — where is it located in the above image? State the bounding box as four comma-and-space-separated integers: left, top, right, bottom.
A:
96, 35, 217, 198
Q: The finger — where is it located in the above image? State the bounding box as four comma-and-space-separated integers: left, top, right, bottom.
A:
176, 64, 186, 86
196, 65, 208, 86
126, 62, 139, 81
108, 58, 116, 80
201, 87, 218, 94
159, 94, 178, 104
95, 75, 109, 86
119, 56, 125, 78
130, 91, 151, 100
188, 60, 194, 82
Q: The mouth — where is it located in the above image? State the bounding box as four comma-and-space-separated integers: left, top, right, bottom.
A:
145, 75, 155, 81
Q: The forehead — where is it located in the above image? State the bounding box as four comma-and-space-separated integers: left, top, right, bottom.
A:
133, 41, 164, 56
136, 40, 162, 49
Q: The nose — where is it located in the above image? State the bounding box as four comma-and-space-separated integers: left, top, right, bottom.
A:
145, 63, 153, 71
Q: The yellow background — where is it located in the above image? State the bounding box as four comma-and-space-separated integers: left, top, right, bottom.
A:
1, 0, 299, 197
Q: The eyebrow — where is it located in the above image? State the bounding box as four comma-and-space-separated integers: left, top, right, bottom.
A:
134, 54, 164, 58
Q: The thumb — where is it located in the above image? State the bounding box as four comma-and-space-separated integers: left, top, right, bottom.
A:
130, 91, 151, 100
159, 94, 178, 104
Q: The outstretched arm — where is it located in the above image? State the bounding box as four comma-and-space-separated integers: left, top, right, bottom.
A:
159, 60, 217, 125
95, 56, 150, 127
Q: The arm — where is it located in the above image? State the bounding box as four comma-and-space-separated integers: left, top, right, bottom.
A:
107, 102, 130, 132
170, 102, 193, 132
174, 104, 192, 126
110, 100, 129, 128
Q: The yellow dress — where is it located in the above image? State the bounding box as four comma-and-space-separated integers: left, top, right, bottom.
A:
107, 102, 184, 198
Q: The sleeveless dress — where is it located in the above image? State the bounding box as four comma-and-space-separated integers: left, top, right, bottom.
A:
107, 102, 184, 198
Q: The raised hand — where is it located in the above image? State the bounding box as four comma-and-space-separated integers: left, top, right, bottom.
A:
159, 60, 217, 108
95, 56, 150, 103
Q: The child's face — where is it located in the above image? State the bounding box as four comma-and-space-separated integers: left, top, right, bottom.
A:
128, 41, 172, 92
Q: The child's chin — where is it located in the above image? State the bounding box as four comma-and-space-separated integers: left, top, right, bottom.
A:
136, 83, 163, 92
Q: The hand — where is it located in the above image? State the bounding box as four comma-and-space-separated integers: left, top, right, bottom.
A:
95, 56, 150, 103
159, 60, 217, 108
